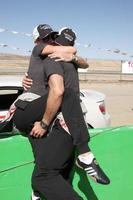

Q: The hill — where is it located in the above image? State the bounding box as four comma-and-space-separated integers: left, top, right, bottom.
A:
0, 53, 121, 75
87, 59, 121, 72
0, 53, 29, 74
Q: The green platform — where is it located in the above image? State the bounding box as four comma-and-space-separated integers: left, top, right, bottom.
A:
0, 126, 133, 200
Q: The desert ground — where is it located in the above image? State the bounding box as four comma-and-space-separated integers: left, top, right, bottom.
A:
0, 53, 133, 127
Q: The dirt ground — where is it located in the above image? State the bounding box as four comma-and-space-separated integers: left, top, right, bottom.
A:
80, 82, 133, 127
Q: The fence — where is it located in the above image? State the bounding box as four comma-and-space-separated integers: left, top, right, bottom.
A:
79, 71, 133, 82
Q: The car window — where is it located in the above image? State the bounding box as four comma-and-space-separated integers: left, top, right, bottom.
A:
0, 89, 23, 110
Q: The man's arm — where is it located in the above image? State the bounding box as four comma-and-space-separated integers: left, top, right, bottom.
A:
42, 42, 89, 69
22, 72, 33, 90
72, 55, 89, 69
48, 52, 89, 69
22, 54, 89, 89
41, 74, 64, 125
35, 42, 88, 68
41, 45, 77, 55
30, 74, 64, 137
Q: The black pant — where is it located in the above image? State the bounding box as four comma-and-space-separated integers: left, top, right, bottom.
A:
13, 88, 89, 199
28, 121, 82, 200
61, 88, 90, 154
14, 88, 90, 154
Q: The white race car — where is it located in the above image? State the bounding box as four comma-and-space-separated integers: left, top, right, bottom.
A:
0, 75, 110, 128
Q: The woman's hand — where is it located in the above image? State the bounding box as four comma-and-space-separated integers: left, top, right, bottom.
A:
22, 73, 33, 91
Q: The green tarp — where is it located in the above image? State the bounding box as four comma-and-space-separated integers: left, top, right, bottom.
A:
0, 126, 133, 200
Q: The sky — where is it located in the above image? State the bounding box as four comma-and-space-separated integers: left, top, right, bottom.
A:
0, 0, 133, 60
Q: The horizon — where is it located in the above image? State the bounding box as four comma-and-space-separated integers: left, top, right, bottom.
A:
0, 52, 123, 62
0, 52, 122, 61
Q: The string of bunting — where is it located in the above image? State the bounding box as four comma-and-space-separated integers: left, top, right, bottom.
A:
76, 43, 133, 58
0, 28, 32, 37
0, 27, 133, 57
0, 43, 32, 53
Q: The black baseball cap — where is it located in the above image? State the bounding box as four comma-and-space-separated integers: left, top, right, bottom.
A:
55, 27, 77, 46
33, 24, 58, 42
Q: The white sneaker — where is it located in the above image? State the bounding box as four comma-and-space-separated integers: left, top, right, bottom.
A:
76, 157, 110, 185
31, 191, 41, 200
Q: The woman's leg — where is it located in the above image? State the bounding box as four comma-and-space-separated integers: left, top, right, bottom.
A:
61, 88, 110, 185
61, 88, 90, 154
13, 89, 89, 153
13, 95, 47, 132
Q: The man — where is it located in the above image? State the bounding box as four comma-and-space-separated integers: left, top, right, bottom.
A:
13, 24, 85, 200
14, 24, 109, 200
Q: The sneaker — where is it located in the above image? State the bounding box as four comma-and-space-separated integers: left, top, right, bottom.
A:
76, 157, 110, 185
31, 191, 41, 200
